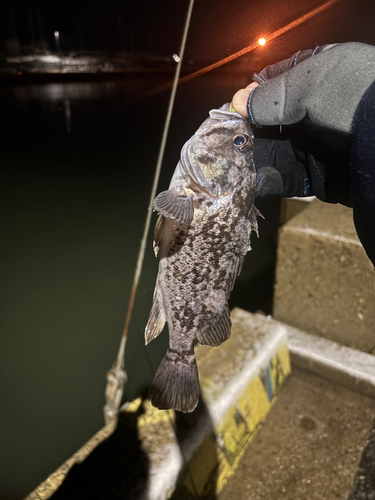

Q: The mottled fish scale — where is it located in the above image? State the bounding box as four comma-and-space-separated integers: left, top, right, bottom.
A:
145, 103, 260, 412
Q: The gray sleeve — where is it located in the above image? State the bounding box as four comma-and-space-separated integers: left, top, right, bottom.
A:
248, 42, 375, 133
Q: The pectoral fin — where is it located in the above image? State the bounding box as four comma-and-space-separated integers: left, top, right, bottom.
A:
145, 285, 166, 345
152, 189, 194, 226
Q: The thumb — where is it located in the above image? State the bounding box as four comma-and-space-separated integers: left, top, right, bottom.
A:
231, 83, 258, 117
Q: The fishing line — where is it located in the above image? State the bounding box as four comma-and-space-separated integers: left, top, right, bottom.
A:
104, 2, 204, 492
134, 0, 343, 102
104, 0, 196, 424
119, 318, 202, 498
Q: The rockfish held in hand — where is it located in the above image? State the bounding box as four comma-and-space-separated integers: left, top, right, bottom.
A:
145, 102, 261, 412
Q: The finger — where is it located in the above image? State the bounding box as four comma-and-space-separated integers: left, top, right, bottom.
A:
231, 83, 259, 116
231, 90, 250, 117
231, 83, 259, 117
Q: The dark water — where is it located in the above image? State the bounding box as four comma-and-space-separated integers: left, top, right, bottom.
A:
0, 69, 280, 498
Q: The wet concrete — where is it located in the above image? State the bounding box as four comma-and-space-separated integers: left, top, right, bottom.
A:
218, 367, 375, 500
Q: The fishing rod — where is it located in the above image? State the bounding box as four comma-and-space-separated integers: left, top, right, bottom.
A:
103, 0, 196, 425
103, 0, 343, 424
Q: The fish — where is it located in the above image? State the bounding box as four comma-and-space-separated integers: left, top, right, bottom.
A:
145, 102, 261, 413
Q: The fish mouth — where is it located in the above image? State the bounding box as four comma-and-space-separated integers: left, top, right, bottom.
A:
208, 103, 248, 121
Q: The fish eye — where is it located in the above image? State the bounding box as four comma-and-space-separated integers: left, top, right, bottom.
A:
233, 134, 250, 151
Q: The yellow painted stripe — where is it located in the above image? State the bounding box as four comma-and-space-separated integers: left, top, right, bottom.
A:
186, 342, 291, 494
123, 342, 291, 497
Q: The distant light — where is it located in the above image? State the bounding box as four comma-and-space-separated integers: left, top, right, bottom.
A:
172, 53, 180, 62
54, 31, 61, 53
258, 38, 266, 46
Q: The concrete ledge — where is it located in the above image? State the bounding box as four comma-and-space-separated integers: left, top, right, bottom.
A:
144, 308, 291, 499
250, 313, 375, 400
274, 200, 375, 353
287, 322, 375, 400
26, 310, 375, 500
26, 308, 291, 500
279, 196, 316, 225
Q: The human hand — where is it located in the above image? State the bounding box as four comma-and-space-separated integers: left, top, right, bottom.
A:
230, 43, 375, 205
232, 42, 375, 134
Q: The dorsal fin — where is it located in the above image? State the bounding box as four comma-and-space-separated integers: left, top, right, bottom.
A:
249, 205, 264, 237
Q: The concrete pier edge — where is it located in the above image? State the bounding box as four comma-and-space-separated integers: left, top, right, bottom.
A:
26, 308, 291, 500
26, 309, 375, 500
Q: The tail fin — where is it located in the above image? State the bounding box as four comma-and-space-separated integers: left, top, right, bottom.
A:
149, 349, 199, 413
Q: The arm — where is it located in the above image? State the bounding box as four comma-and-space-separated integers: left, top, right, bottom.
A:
232, 42, 375, 264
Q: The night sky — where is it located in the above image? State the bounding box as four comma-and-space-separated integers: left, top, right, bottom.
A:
1, 0, 375, 61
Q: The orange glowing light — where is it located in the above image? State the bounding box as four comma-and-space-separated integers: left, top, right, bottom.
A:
258, 38, 266, 46
135, 0, 343, 101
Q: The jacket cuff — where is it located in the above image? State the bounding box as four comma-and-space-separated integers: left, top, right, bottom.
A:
247, 87, 261, 127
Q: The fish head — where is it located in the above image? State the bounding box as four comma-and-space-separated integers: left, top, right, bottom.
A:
180, 103, 255, 198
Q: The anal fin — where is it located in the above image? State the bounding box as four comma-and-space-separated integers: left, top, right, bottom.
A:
227, 256, 244, 297
145, 285, 166, 345
196, 303, 231, 347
